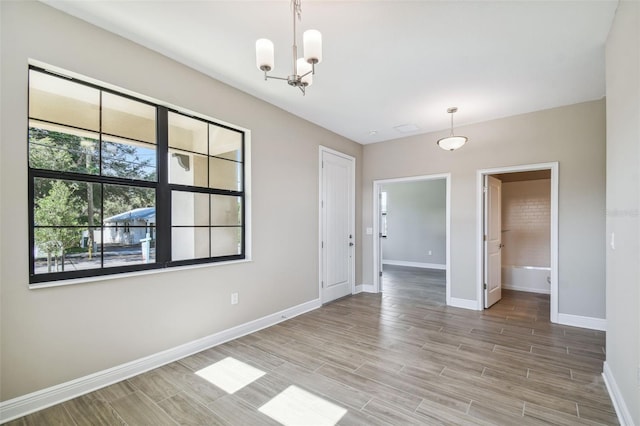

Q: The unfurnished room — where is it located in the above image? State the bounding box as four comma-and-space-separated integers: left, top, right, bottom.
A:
1, 1, 638, 425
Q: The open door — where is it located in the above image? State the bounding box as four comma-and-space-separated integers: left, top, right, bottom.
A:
484, 175, 502, 308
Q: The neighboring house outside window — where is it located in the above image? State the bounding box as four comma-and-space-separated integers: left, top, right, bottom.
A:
28, 66, 247, 284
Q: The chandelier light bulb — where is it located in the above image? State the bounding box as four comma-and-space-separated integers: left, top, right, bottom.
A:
256, 39, 274, 72
303, 29, 322, 64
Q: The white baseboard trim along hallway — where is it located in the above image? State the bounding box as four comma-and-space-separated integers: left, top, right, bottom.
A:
602, 362, 632, 425
557, 313, 606, 331
382, 260, 446, 270
355, 284, 376, 293
449, 297, 479, 310
0, 299, 321, 423
502, 284, 551, 294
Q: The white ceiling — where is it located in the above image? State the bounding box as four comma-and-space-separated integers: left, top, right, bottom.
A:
42, 0, 618, 144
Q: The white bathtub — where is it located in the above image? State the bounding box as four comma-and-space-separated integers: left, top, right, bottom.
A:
502, 265, 551, 294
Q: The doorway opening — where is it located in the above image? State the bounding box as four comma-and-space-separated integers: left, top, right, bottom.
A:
373, 174, 451, 304
477, 163, 558, 323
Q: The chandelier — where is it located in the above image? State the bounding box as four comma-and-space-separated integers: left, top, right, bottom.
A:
437, 107, 468, 151
255, 0, 322, 95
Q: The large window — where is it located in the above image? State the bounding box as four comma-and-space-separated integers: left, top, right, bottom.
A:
28, 67, 246, 284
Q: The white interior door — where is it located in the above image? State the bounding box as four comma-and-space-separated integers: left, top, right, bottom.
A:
320, 148, 355, 304
484, 175, 502, 308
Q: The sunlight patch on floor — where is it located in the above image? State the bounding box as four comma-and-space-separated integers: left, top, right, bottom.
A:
259, 385, 347, 426
196, 356, 265, 394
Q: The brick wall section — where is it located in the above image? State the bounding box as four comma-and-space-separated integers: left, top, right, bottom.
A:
501, 179, 551, 267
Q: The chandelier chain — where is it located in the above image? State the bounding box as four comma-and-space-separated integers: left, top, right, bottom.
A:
292, 0, 302, 21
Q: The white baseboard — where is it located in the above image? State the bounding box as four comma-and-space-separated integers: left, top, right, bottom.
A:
382, 260, 446, 270
355, 284, 376, 294
503, 284, 550, 294
449, 297, 480, 310
557, 313, 606, 331
0, 299, 321, 423
602, 362, 633, 425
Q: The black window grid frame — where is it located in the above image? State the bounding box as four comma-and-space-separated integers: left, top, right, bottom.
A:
165, 108, 246, 267
28, 66, 246, 284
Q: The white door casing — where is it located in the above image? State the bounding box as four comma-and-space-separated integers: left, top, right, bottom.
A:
320, 147, 355, 304
484, 175, 502, 308
378, 190, 385, 291
477, 163, 558, 320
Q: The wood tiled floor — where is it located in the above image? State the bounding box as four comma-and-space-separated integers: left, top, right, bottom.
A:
7, 266, 617, 425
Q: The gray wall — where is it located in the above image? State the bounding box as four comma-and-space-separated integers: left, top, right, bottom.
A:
362, 100, 606, 317
501, 179, 551, 268
605, 0, 640, 422
381, 180, 446, 265
0, 1, 362, 401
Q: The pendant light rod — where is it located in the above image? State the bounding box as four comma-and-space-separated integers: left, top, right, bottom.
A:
255, 0, 322, 95
448, 107, 457, 135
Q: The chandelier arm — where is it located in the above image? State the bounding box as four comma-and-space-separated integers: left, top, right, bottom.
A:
299, 69, 313, 78
264, 74, 290, 81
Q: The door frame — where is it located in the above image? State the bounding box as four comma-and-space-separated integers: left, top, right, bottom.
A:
319, 146, 356, 302
372, 173, 451, 303
476, 162, 559, 323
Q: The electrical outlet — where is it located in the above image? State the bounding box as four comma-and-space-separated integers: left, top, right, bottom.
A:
231, 292, 238, 305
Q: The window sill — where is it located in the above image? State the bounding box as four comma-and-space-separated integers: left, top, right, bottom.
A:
28, 257, 253, 290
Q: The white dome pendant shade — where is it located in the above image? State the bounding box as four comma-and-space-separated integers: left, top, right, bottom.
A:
254, 0, 322, 95
438, 135, 467, 151
437, 107, 468, 151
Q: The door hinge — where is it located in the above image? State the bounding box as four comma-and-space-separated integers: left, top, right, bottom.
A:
379, 271, 383, 277
483, 186, 488, 193
321, 241, 324, 248
321, 281, 324, 288
483, 234, 487, 241
484, 283, 487, 290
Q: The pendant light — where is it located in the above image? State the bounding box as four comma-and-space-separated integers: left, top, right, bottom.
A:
437, 107, 468, 151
